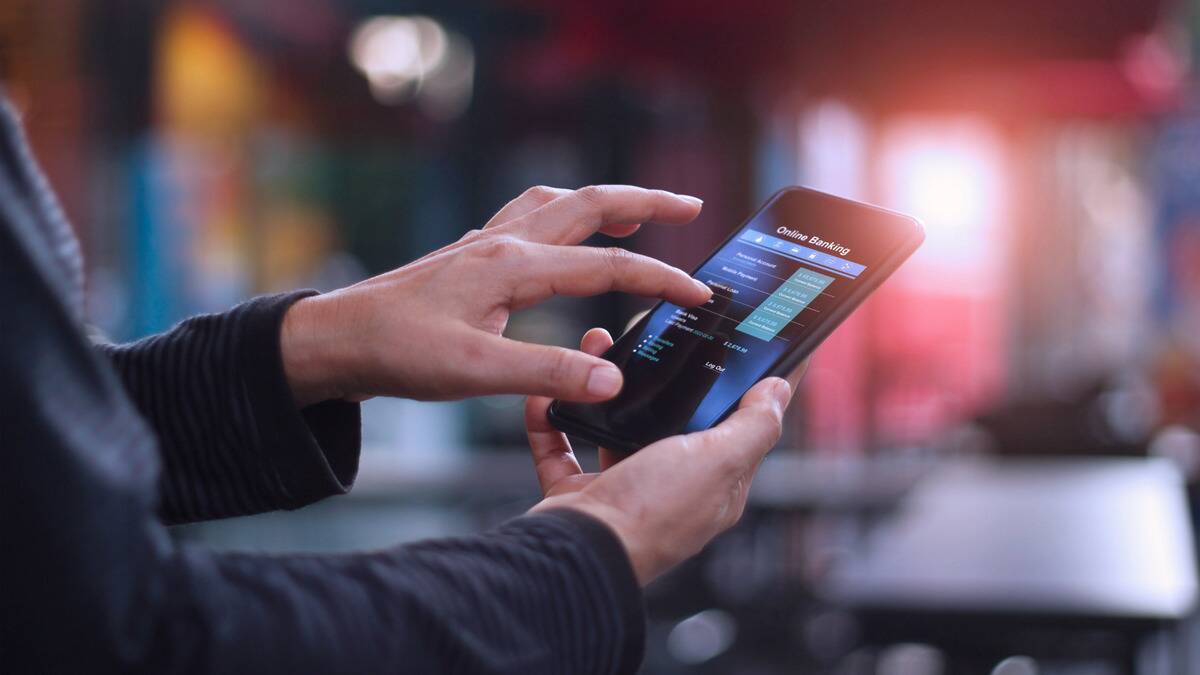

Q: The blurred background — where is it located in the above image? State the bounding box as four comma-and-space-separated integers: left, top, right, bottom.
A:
10, 0, 1200, 673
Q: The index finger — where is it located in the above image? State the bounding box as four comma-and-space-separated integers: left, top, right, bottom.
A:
496, 185, 703, 245
508, 244, 712, 310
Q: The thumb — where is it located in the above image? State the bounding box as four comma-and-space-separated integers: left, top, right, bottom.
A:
694, 377, 791, 466
477, 336, 623, 401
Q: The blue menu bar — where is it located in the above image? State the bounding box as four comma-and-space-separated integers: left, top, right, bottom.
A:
737, 229, 866, 278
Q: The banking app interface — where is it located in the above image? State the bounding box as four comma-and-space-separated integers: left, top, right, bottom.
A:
599, 205, 870, 438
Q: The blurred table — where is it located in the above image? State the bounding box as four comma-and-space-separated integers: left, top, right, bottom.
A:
350, 448, 937, 511
748, 452, 935, 513
822, 457, 1198, 672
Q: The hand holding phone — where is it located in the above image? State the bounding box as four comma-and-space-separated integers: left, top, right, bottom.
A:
549, 187, 923, 451
527, 326, 802, 585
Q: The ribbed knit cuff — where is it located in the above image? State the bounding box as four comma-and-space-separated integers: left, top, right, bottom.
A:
236, 290, 362, 508
531, 508, 646, 674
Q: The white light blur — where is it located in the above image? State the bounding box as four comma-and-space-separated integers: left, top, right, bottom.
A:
990, 655, 1039, 675
799, 99, 867, 200
665, 609, 736, 664
905, 149, 988, 229
888, 131, 998, 234
876, 643, 944, 675
881, 119, 1005, 287
349, 16, 473, 117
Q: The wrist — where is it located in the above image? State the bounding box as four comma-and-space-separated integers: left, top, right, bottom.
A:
281, 295, 347, 407
532, 495, 661, 586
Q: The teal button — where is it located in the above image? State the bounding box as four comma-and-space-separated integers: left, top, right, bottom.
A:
736, 267, 834, 341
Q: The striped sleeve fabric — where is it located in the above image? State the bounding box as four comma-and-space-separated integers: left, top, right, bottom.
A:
2, 87, 647, 673
183, 509, 646, 674
96, 291, 361, 524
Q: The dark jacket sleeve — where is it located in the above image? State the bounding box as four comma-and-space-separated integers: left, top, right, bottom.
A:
95, 291, 362, 524
1, 217, 646, 674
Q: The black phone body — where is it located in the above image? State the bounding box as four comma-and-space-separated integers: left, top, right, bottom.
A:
548, 186, 924, 452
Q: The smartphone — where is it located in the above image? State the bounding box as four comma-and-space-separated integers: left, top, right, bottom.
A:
547, 186, 924, 452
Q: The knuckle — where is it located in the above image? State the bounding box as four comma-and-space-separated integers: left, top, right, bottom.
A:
751, 397, 783, 426
524, 185, 558, 203
748, 410, 784, 451
766, 408, 786, 442
721, 475, 750, 527
674, 434, 704, 465
473, 235, 524, 260
768, 417, 785, 445
600, 246, 634, 273
542, 348, 576, 387
673, 433, 694, 456
463, 342, 485, 364
575, 184, 609, 207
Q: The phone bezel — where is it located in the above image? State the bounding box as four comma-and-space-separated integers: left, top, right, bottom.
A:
547, 186, 925, 452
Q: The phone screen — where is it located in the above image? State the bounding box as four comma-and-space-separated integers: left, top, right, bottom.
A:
551, 188, 921, 450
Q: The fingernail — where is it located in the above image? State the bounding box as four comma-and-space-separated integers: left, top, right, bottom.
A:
587, 364, 623, 398
692, 279, 712, 295
679, 194, 703, 207
771, 379, 792, 410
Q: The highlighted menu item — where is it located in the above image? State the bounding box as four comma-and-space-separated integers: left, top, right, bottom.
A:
735, 267, 834, 341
